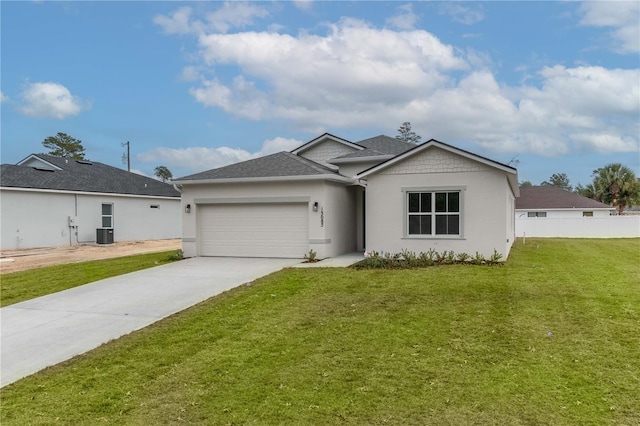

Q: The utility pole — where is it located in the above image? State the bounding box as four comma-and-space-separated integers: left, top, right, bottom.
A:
121, 141, 130, 172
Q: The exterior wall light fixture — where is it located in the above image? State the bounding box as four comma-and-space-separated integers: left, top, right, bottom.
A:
313, 202, 319, 212
185, 204, 191, 214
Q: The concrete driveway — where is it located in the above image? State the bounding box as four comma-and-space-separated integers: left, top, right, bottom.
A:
0, 257, 299, 387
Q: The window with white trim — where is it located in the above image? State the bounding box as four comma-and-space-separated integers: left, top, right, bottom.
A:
527, 212, 546, 218
101, 203, 113, 228
407, 191, 461, 236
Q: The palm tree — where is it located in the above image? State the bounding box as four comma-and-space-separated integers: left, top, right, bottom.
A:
618, 177, 640, 214
592, 163, 639, 215
576, 182, 601, 201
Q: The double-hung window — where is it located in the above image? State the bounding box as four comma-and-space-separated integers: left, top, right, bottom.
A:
102, 203, 113, 228
406, 189, 462, 237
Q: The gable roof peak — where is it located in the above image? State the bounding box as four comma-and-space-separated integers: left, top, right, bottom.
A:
356, 139, 519, 195
291, 133, 360, 155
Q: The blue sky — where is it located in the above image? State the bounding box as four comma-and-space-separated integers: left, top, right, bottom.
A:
1, 1, 638, 187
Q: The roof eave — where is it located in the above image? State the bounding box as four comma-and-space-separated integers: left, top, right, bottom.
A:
328, 155, 393, 164
0, 186, 180, 199
508, 174, 520, 197
173, 174, 356, 185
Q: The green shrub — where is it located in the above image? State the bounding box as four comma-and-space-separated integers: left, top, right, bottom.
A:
303, 249, 318, 262
354, 249, 503, 269
166, 249, 184, 262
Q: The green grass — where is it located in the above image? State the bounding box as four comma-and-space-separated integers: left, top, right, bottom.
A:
0, 251, 178, 307
1, 239, 639, 425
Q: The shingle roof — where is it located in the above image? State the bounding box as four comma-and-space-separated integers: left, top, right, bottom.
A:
328, 135, 415, 161
354, 135, 415, 156
175, 151, 339, 181
331, 147, 388, 160
1, 154, 180, 197
516, 186, 613, 210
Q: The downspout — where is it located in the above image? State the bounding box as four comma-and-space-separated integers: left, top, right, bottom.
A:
71, 194, 78, 246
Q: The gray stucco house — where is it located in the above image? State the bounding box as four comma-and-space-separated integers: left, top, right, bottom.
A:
1, 154, 181, 250
173, 133, 519, 259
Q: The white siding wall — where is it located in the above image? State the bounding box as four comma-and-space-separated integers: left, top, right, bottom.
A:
321, 182, 357, 256
298, 141, 358, 168
1, 190, 75, 249
1, 189, 181, 250
516, 209, 612, 218
355, 186, 365, 252
365, 148, 514, 258
515, 216, 640, 238
337, 160, 384, 178
75, 194, 181, 243
506, 185, 516, 254
180, 180, 357, 259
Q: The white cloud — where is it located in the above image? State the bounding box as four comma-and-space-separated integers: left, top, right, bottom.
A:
180, 65, 203, 82
136, 137, 302, 175
438, 3, 485, 25
293, 1, 313, 12
154, 2, 268, 35
19, 82, 88, 119
157, 7, 639, 158
256, 137, 303, 156
0, 91, 8, 103
570, 133, 639, 153
153, 6, 193, 34
579, 1, 640, 53
189, 17, 467, 129
204, 2, 269, 33
387, 4, 419, 30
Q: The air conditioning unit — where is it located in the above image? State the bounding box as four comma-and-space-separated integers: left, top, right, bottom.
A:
96, 228, 114, 244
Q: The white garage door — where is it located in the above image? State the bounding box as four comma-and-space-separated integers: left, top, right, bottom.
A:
198, 203, 309, 258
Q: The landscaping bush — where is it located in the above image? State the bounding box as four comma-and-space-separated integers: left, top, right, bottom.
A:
353, 248, 504, 269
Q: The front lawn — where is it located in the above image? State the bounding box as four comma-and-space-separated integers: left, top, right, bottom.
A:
1, 239, 638, 425
0, 251, 179, 307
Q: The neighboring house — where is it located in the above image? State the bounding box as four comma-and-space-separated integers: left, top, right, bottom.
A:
515, 186, 638, 238
1, 154, 181, 250
516, 186, 614, 218
174, 133, 519, 259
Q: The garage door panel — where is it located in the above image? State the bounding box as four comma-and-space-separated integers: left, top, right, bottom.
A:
199, 203, 308, 258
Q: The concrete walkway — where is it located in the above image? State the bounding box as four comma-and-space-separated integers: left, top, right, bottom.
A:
291, 252, 365, 268
0, 257, 298, 387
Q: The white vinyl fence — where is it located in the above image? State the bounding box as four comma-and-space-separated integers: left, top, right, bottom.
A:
515, 216, 640, 238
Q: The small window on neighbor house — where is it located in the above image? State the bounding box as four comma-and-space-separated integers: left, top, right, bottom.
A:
101, 203, 113, 228
527, 212, 547, 218
583, 211, 593, 217
150, 204, 160, 209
